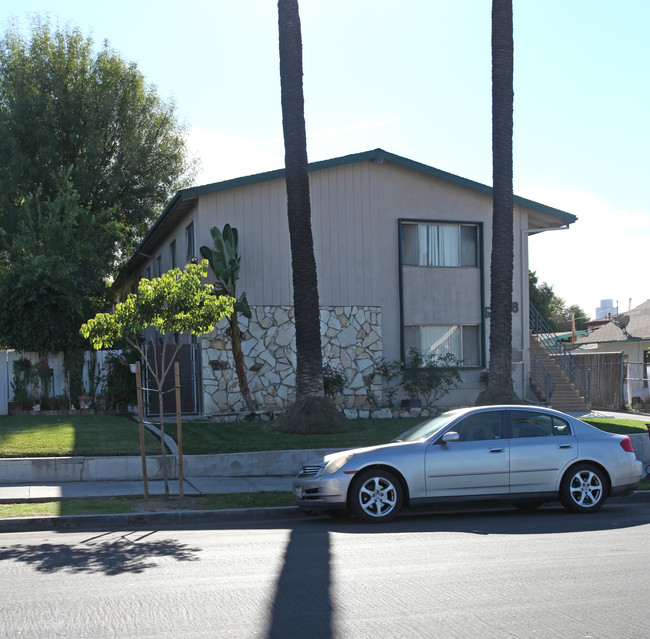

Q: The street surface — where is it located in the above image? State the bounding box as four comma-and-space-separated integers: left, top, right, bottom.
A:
1, 503, 649, 638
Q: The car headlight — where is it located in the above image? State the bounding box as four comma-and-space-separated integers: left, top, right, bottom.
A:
321, 453, 354, 476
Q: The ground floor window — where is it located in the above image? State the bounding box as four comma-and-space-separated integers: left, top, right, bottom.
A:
404, 324, 480, 367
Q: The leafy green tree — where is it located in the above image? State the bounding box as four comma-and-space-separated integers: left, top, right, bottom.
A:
529, 271, 590, 332
562, 305, 589, 332
275, 0, 349, 433
529, 270, 556, 328
200, 224, 255, 412
0, 171, 116, 353
476, 0, 520, 405
401, 349, 462, 408
0, 18, 195, 357
0, 18, 195, 257
80, 261, 234, 494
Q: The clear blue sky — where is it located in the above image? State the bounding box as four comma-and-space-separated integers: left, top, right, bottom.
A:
1, 0, 648, 318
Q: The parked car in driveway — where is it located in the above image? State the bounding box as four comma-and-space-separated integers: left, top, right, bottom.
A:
293, 405, 644, 522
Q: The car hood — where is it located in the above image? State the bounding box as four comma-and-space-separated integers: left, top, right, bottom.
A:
304, 441, 412, 467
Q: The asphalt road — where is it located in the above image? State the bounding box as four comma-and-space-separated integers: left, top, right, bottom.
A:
1, 503, 649, 639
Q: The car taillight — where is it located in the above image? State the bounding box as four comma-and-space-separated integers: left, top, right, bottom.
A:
620, 436, 635, 453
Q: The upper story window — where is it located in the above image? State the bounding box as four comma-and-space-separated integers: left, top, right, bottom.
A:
402, 222, 478, 267
170, 240, 177, 269
185, 222, 195, 263
154, 255, 162, 277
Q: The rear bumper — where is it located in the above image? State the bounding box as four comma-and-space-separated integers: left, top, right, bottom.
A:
610, 481, 643, 497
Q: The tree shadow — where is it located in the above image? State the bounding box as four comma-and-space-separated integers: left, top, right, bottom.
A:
0, 530, 200, 575
266, 525, 333, 639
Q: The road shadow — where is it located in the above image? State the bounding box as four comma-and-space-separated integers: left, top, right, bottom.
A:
301, 501, 650, 537
0, 530, 200, 575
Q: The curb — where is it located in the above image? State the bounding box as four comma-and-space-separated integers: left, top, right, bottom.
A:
0, 505, 305, 533
1, 492, 649, 534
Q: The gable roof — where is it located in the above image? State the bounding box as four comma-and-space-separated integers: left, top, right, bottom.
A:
122, 148, 578, 276
577, 299, 650, 344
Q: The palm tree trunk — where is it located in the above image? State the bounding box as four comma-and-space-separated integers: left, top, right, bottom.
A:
477, 0, 519, 404
277, 0, 324, 400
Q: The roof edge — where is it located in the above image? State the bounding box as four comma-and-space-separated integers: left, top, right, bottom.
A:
123, 148, 577, 277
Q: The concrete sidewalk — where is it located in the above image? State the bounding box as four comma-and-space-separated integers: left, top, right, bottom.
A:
0, 475, 295, 503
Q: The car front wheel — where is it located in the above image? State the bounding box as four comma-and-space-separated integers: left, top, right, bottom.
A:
560, 464, 607, 513
350, 468, 403, 522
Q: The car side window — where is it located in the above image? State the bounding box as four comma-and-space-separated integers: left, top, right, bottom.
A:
452, 412, 504, 442
508, 411, 572, 438
551, 416, 572, 436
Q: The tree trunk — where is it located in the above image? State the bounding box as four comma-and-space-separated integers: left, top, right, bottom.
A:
277, 0, 323, 400
158, 388, 169, 496
230, 312, 255, 411
275, 0, 350, 433
476, 0, 519, 405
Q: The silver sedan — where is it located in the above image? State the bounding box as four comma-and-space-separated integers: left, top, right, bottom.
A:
293, 405, 644, 522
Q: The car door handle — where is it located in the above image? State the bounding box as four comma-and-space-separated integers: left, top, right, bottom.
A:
558, 444, 573, 449
489, 448, 505, 453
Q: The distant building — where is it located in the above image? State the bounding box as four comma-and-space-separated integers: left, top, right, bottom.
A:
596, 299, 617, 319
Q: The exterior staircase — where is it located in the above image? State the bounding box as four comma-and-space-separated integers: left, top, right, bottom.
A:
529, 336, 591, 412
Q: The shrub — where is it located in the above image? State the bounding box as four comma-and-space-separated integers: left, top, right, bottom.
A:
102, 351, 138, 410
400, 348, 462, 407
322, 363, 346, 401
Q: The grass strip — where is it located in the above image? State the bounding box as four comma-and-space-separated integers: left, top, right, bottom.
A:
2, 482, 647, 520
0, 491, 294, 519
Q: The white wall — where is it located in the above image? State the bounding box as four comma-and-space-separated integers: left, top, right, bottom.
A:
0, 353, 9, 416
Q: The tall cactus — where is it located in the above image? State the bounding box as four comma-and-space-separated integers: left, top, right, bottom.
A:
201, 224, 254, 412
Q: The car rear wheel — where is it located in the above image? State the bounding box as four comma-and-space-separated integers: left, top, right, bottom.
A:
350, 468, 403, 522
560, 464, 607, 513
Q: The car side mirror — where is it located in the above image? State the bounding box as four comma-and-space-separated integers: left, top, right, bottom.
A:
441, 431, 459, 444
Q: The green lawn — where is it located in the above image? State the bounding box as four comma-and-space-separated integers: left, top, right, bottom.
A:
170, 417, 421, 454
581, 418, 650, 435
0, 414, 162, 457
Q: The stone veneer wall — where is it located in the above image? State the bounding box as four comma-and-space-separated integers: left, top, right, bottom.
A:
201, 306, 383, 415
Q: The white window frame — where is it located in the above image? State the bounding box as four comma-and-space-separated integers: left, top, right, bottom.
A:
402, 222, 478, 267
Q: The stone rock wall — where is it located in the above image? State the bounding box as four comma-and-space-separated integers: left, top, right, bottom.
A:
201, 306, 383, 415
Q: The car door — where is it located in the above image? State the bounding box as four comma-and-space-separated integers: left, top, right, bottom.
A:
507, 409, 578, 493
425, 410, 509, 497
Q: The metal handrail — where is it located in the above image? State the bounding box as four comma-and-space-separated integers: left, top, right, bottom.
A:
530, 350, 556, 404
529, 305, 591, 403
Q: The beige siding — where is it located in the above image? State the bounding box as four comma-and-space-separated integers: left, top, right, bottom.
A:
118, 155, 563, 405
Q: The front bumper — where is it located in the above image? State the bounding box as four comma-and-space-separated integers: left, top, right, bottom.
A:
292, 474, 353, 510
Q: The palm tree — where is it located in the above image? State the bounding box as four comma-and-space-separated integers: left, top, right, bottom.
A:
275, 0, 349, 432
476, 0, 520, 405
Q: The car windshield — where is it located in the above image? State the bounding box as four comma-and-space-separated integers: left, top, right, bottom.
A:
394, 410, 462, 442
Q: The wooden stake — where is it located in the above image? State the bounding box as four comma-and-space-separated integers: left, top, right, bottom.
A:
135, 361, 149, 499
175, 361, 184, 498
